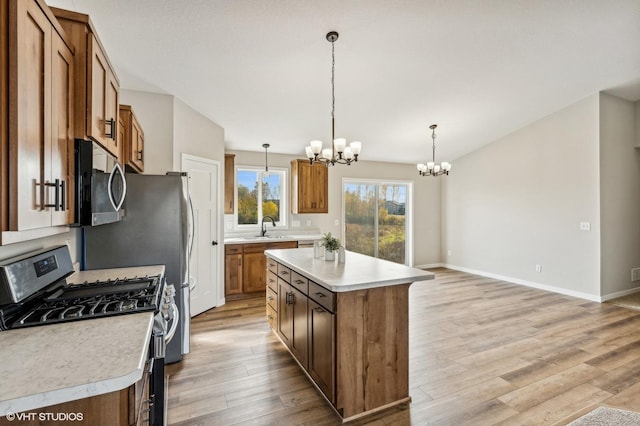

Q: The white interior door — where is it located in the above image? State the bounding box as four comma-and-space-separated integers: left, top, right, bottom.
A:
182, 154, 220, 316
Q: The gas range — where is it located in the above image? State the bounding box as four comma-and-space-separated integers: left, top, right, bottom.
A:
0, 246, 171, 331
0, 245, 176, 426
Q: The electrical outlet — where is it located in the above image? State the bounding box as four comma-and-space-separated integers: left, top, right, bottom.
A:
447, 250, 452, 257
535, 264, 542, 273
225, 222, 232, 230
292, 220, 300, 228
579, 222, 591, 231
334, 219, 339, 226
306, 220, 312, 227
632, 268, 640, 282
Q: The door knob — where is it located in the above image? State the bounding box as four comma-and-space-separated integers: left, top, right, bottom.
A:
212, 241, 218, 246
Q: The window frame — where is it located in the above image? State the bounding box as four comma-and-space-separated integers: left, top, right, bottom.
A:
341, 178, 414, 266
234, 165, 288, 230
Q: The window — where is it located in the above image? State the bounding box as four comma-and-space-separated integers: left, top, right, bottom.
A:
236, 167, 287, 228
342, 179, 412, 265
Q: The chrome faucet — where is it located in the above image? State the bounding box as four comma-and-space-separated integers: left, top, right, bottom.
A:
261, 215, 276, 237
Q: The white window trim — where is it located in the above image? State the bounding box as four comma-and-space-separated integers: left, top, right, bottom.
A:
234, 165, 288, 230
341, 177, 414, 266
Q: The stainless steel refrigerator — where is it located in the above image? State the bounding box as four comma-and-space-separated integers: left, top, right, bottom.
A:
83, 172, 191, 363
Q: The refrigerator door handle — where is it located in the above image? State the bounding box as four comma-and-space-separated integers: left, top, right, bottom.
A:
188, 194, 195, 261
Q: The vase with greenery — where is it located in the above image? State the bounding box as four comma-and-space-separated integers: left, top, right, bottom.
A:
321, 232, 341, 261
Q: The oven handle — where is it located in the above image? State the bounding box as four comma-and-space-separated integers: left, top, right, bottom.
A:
164, 303, 179, 344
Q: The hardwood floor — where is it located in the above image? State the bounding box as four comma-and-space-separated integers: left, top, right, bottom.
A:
166, 268, 640, 425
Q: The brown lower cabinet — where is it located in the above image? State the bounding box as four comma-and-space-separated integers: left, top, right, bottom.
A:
0, 364, 150, 426
224, 241, 297, 298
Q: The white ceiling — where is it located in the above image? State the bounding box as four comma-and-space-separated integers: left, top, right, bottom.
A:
47, 0, 640, 164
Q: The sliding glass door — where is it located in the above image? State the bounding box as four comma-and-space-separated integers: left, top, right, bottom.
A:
343, 180, 411, 265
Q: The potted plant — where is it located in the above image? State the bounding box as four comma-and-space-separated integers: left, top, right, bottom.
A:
320, 232, 341, 261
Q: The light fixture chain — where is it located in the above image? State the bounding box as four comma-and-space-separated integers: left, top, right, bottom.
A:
331, 39, 336, 148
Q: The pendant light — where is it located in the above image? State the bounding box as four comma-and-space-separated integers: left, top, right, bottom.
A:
262, 143, 270, 176
304, 31, 362, 166
417, 124, 451, 176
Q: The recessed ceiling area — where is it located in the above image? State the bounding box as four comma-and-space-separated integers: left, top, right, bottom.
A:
46, 0, 640, 163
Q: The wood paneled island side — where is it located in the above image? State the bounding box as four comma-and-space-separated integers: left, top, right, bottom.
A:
264, 248, 434, 422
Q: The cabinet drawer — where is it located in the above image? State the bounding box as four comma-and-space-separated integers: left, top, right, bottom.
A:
266, 304, 277, 330
225, 244, 243, 255
266, 270, 278, 292
309, 281, 336, 313
267, 258, 278, 274
244, 243, 267, 254
290, 271, 309, 295
267, 286, 278, 311
277, 264, 291, 283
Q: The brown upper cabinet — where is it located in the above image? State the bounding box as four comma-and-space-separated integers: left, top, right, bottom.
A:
51, 7, 121, 160
1, 0, 75, 240
291, 159, 328, 214
119, 105, 145, 173
224, 154, 235, 214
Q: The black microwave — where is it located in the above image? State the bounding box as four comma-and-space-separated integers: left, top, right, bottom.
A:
73, 139, 126, 227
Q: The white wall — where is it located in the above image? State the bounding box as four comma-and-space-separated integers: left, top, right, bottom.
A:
172, 97, 225, 170
227, 150, 441, 267
599, 93, 640, 297
120, 90, 174, 174
442, 95, 601, 299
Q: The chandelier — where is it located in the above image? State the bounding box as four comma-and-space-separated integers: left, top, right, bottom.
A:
305, 31, 362, 166
417, 124, 451, 176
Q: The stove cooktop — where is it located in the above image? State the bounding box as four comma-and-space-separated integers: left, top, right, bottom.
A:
5, 276, 162, 329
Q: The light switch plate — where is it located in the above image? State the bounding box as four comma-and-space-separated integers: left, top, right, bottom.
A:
579, 222, 591, 231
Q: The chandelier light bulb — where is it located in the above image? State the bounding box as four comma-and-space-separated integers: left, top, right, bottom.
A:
333, 138, 346, 153
344, 147, 354, 160
310, 140, 323, 154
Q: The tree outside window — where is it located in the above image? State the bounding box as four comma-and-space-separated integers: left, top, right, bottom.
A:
236, 168, 286, 227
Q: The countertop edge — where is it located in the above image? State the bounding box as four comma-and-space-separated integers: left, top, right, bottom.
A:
0, 313, 154, 417
265, 249, 434, 293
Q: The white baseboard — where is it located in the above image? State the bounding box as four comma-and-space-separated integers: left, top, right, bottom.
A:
601, 287, 640, 302
414, 263, 445, 269
442, 263, 602, 302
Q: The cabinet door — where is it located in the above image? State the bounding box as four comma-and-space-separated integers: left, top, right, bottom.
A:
311, 164, 328, 213
224, 254, 243, 295
278, 280, 293, 346
131, 115, 144, 172
50, 30, 74, 226
106, 68, 120, 158
88, 35, 119, 158
308, 299, 336, 403
12, 0, 51, 230
243, 251, 267, 293
291, 286, 308, 369
224, 154, 234, 214
298, 161, 315, 213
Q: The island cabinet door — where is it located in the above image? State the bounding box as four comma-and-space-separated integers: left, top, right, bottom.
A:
290, 286, 308, 369
308, 299, 336, 404
278, 280, 293, 346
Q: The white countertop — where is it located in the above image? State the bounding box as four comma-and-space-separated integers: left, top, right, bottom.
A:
0, 265, 165, 416
264, 248, 434, 292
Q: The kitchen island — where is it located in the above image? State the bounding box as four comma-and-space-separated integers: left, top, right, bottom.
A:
264, 248, 434, 422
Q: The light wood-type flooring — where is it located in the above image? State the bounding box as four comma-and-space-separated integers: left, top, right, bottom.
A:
166, 268, 640, 425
